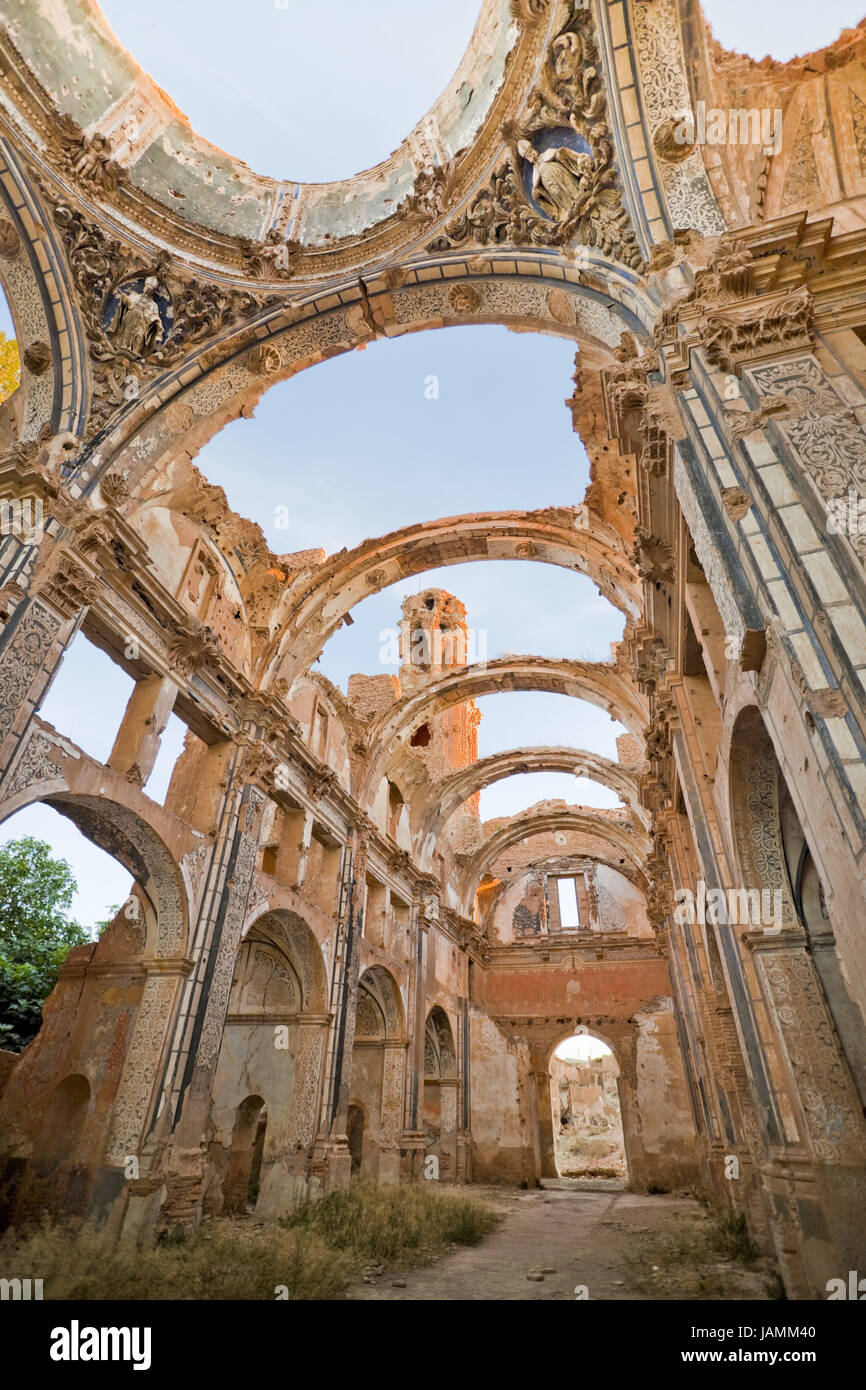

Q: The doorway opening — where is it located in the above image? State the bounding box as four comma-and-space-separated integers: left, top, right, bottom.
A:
224, 1095, 268, 1214
549, 1033, 627, 1181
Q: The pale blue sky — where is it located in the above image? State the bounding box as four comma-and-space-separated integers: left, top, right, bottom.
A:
1, 0, 862, 926
92, 0, 865, 182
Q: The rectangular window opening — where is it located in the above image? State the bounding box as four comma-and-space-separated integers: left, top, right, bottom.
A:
555, 876, 581, 929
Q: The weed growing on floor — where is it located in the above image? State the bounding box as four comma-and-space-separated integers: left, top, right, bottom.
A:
0, 1185, 497, 1299
283, 1182, 498, 1264
620, 1200, 771, 1299
0, 1216, 354, 1299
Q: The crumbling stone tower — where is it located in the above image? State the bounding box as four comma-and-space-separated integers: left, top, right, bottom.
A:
400, 590, 481, 823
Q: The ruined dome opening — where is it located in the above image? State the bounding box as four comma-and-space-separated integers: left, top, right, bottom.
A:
700, 0, 863, 62
95, 0, 486, 183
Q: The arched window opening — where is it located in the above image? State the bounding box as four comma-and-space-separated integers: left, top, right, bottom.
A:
0, 809, 133, 1051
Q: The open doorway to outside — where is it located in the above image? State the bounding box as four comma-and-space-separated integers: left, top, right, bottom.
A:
550, 1032, 627, 1182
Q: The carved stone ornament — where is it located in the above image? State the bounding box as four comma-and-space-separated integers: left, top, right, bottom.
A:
713, 239, 756, 299
509, 0, 552, 25
720, 485, 753, 521
4, 729, 63, 800
689, 238, 758, 311
645, 236, 693, 274
633, 635, 668, 693
180, 842, 210, 905
241, 742, 279, 788
448, 283, 481, 314
52, 203, 262, 437
725, 394, 801, 440
306, 766, 338, 803
56, 115, 126, 194
248, 342, 283, 376
0, 578, 26, 616
429, 3, 642, 270
547, 287, 574, 324
168, 619, 222, 675
644, 694, 676, 762
241, 230, 301, 280
400, 164, 459, 224
381, 266, 409, 290
39, 554, 99, 618
638, 418, 669, 477
652, 117, 695, 164
0, 217, 21, 259
22, 341, 51, 375
697, 288, 815, 373
605, 356, 653, 415
632, 526, 675, 583
99, 469, 131, 506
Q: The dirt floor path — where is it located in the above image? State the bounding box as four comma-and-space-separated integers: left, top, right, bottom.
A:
350, 1185, 773, 1301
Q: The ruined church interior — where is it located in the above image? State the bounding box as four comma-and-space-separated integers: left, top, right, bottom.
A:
1, 0, 866, 1324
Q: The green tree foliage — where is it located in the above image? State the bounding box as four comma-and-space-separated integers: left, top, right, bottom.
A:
0, 836, 90, 1051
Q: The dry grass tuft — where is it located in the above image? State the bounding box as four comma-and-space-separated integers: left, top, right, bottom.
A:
0, 1183, 498, 1300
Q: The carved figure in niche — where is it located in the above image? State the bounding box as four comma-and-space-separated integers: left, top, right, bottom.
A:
518, 140, 592, 221
513, 878, 545, 937
106, 277, 164, 357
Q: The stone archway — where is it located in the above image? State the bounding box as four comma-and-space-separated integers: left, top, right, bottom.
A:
422, 1007, 458, 1181
728, 705, 866, 1285
349, 966, 406, 1184
0, 778, 193, 1226
3, 1073, 92, 1226
528, 1024, 646, 1189
416, 745, 646, 841
223, 1094, 267, 1215
461, 807, 649, 914
360, 655, 648, 808
0, 769, 191, 961
346, 1103, 366, 1177
206, 909, 329, 1217
262, 507, 640, 688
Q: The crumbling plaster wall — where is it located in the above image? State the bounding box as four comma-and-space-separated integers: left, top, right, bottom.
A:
468, 1009, 531, 1183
